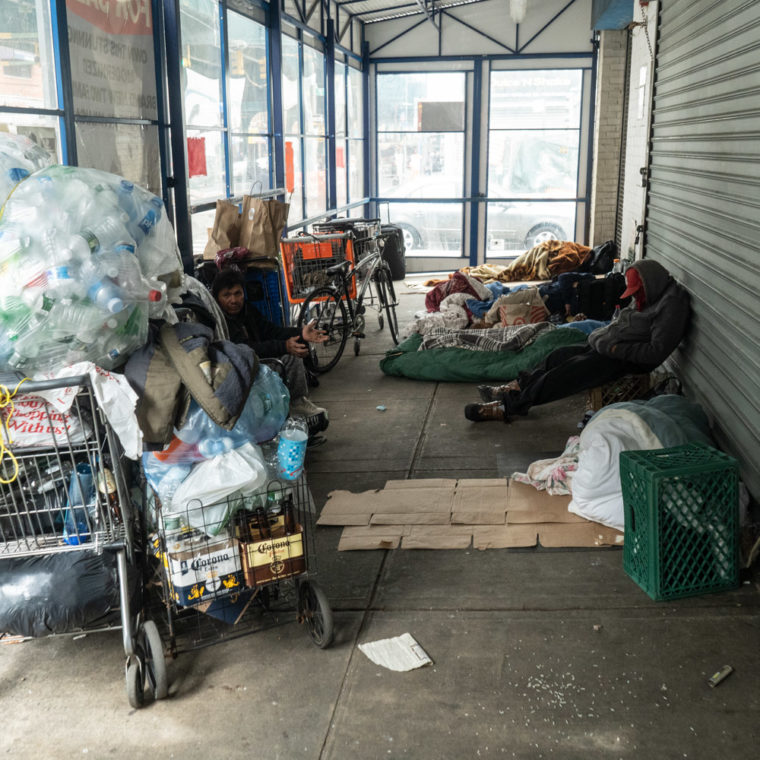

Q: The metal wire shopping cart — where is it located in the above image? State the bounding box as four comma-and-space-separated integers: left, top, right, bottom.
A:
0, 373, 166, 709
146, 449, 333, 655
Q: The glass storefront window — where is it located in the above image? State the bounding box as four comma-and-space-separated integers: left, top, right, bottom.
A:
335, 61, 346, 138
347, 66, 363, 138
231, 134, 271, 196
186, 128, 225, 205
385, 202, 464, 256
227, 12, 268, 134
377, 72, 464, 133
180, 0, 223, 128
486, 201, 575, 257
377, 133, 464, 197
348, 139, 363, 202
282, 35, 301, 135
302, 46, 325, 136
0, 0, 56, 109
304, 136, 326, 218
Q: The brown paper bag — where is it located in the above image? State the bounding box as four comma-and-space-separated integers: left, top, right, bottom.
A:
202, 199, 241, 260
239, 196, 290, 258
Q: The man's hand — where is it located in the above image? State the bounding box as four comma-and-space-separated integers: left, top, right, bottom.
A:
302, 319, 328, 344
285, 336, 309, 357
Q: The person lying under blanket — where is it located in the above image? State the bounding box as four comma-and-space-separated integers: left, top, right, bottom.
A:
464, 260, 690, 423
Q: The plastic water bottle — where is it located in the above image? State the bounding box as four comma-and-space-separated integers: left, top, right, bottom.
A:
47, 300, 105, 343
81, 216, 136, 254
87, 278, 127, 313
63, 462, 95, 546
277, 417, 309, 481
198, 435, 235, 459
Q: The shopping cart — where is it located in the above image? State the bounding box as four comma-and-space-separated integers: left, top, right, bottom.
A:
312, 218, 381, 263
0, 373, 166, 709
146, 447, 333, 655
280, 232, 356, 304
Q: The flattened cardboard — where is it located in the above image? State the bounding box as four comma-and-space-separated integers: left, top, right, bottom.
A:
316, 512, 373, 526
507, 510, 584, 525
370, 488, 454, 513
338, 525, 409, 551
473, 524, 538, 550
455, 478, 509, 489
402, 525, 473, 550
321, 489, 380, 516
451, 510, 507, 525
384, 479, 457, 490
370, 512, 451, 525
452, 485, 509, 510
507, 479, 572, 513
538, 522, 624, 548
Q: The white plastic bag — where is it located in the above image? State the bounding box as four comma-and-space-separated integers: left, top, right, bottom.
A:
171, 442, 267, 536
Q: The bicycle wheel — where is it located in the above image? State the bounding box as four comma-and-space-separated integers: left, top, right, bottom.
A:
374, 266, 400, 345
297, 288, 349, 374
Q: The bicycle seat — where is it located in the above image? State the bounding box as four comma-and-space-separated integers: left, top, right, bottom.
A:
326, 260, 352, 277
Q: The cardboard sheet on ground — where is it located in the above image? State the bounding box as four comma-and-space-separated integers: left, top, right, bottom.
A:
358, 633, 433, 671
323, 478, 623, 550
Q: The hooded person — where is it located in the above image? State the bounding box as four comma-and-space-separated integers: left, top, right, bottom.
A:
211, 268, 329, 437
466, 259, 690, 422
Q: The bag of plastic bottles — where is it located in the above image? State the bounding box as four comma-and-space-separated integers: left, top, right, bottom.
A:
0, 142, 185, 373
0, 133, 53, 207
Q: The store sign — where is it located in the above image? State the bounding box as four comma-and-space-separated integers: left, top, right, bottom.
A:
66, 0, 158, 119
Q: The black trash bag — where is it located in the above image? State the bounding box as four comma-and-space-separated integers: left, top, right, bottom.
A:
588, 240, 617, 274
0, 551, 119, 637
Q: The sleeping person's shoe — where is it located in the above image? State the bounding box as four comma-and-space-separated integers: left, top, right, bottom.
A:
477, 381, 520, 402
464, 401, 506, 422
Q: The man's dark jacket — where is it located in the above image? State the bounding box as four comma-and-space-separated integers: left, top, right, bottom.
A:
588, 259, 690, 367
225, 304, 299, 358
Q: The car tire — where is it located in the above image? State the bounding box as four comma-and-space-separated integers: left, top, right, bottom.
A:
524, 223, 566, 249
380, 224, 406, 281
397, 223, 422, 253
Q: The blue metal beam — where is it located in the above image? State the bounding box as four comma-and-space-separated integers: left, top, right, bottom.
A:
52, 0, 76, 164
151, 0, 171, 214
362, 40, 371, 208
469, 59, 482, 266
370, 16, 428, 56
326, 20, 338, 211
270, 0, 286, 194
162, 0, 193, 271
219, 1, 232, 198
518, 0, 579, 53
440, 8, 516, 54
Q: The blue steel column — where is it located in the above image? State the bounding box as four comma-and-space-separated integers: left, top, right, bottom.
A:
219, 2, 231, 197
52, 0, 76, 164
269, 1, 286, 194
585, 32, 599, 244
326, 19, 337, 214
469, 59, 483, 266
151, 0, 171, 213
361, 39, 370, 215
162, 0, 193, 272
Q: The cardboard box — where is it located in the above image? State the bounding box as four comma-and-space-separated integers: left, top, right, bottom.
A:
240, 526, 306, 586
164, 534, 244, 606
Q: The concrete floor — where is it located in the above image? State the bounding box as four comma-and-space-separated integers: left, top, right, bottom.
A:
2, 288, 758, 759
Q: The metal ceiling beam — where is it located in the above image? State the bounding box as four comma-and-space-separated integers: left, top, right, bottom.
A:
305, 0, 321, 23
416, 0, 439, 29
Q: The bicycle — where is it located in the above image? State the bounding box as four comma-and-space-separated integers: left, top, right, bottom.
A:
295, 234, 399, 374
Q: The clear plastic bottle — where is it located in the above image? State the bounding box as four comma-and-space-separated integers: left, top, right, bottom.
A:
47, 300, 105, 343
87, 278, 127, 313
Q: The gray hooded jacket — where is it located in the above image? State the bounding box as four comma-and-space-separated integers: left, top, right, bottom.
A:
587, 259, 690, 368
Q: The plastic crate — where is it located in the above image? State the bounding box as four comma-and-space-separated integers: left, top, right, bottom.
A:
620, 443, 740, 601
244, 266, 285, 326
280, 233, 355, 303
586, 373, 651, 411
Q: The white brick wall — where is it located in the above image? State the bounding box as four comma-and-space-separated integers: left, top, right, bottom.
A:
589, 28, 627, 246
620, 1, 658, 261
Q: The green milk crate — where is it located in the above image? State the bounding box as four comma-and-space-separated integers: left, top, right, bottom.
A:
620, 443, 740, 601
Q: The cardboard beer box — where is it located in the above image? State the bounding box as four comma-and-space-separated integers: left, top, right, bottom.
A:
241, 525, 306, 587
164, 532, 244, 606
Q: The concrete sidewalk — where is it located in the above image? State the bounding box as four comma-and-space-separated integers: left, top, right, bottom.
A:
2, 285, 758, 759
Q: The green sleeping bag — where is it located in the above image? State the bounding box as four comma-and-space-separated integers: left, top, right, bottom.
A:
379, 327, 587, 382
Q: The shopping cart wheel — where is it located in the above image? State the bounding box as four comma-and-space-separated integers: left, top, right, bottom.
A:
353, 337, 361, 356
141, 620, 168, 700
298, 580, 334, 649
125, 657, 145, 709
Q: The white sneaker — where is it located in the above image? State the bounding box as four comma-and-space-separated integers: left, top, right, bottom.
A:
289, 396, 327, 418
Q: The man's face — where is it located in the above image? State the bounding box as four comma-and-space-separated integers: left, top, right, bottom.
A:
217, 284, 245, 315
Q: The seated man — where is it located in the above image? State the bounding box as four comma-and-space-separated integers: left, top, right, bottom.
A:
212, 268, 329, 434
465, 259, 690, 422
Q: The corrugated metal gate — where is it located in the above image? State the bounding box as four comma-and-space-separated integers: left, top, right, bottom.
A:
645, 0, 760, 499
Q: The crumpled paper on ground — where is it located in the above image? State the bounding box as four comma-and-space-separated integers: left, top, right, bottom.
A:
358, 633, 433, 671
